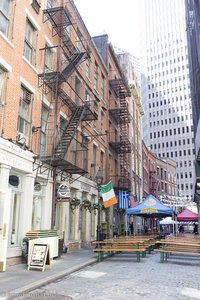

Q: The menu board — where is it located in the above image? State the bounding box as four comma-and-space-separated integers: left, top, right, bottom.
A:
28, 243, 49, 272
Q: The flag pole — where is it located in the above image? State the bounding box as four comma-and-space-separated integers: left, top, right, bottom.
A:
125, 213, 128, 236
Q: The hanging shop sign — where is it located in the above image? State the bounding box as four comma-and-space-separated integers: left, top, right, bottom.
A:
57, 182, 71, 199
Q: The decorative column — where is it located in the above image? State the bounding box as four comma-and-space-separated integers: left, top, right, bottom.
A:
19, 173, 35, 241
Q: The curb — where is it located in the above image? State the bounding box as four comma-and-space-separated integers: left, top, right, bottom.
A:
5, 258, 97, 299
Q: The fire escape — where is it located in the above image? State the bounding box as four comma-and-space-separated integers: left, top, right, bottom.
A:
149, 164, 160, 197
35, 5, 97, 183
109, 78, 132, 191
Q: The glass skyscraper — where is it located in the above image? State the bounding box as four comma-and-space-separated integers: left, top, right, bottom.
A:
141, 0, 195, 198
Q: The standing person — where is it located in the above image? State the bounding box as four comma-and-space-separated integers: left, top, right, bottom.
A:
193, 223, 198, 234
129, 222, 134, 235
179, 224, 184, 233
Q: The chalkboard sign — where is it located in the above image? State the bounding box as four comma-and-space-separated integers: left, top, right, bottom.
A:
28, 243, 49, 272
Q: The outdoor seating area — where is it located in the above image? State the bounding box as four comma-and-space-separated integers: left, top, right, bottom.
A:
156, 234, 200, 263
92, 234, 159, 262
93, 233, 200, 265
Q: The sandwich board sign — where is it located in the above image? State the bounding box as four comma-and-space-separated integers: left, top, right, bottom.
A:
28, 243, 49, 272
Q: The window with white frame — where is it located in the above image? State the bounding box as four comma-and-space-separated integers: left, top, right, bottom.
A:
76, 28, 82, 52
32, 182, 43, 230
40, 104, 49, 156
59, 115, 67, 140
101, 74, 105, 100
45, 43, 53, 71
91, 144, 97, 178
94, 62, 98, 90
83, 136, 89, 172
86, 59, 90, 78
85, 89, 90, 105
17, 85, 32, 141
0, 66, 7, 104
24, 18, 37, 65
0, 0, 12, 37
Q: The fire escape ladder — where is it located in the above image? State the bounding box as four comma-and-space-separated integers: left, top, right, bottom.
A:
58, 88, 77, 112
54, 106, 85, 159
150, 171, 159, 195
62, 34, 78, 60
61, 52, 87, 81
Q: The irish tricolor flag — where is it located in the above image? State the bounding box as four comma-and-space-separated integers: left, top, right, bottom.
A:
100, 181, 117, 208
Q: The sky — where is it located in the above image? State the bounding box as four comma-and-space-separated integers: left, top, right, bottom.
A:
73, 0, 142, 57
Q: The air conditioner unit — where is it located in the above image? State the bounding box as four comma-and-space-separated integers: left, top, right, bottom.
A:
16, 132, 28, 145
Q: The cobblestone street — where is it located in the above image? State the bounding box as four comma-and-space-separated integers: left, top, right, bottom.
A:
12, 252, 200, 300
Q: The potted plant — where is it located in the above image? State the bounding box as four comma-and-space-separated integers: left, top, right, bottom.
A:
80, 199, 92, 212
70, 198, 81, 211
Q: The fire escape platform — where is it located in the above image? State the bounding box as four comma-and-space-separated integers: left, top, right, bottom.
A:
109, 140, 131, 153
40, 156, 87, 175
82, 106, 98, 121
109, 79, 131, 98
58, 88, 77, 112
38, 72, 66, 90
109, 108, 131, 124
43, 7, 72, 37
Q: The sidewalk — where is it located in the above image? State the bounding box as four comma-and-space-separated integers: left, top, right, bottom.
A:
0, 249, 97, 298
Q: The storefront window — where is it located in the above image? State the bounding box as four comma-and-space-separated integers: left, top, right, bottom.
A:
10, 193, 20, 246
32, 182, 43, 230
32, 196, 42, 230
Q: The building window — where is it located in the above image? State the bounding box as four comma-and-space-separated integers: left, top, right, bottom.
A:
32, 185, 44, 230
24, 19, 36, 65
9, 192, 21, 246
83, 136, 89, 172
100, 151, 104, 177
86, 59, 91, 78
59, 116, 67, 140
101, 74, 105, 100
45, 43, 53, 71
17, 86, 32, 142
40, 104, 49, 156
0, 66, 7, 104
94, 62, 98, 90
85, 89, 90, 105
0, 0, 11, 37
91, 145, 97, 178
76, 28, 82, 52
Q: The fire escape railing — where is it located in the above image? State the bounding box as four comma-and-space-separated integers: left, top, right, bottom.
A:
36, 5, 97, 180
109, 78, 132, 191
149, 170, 159, 196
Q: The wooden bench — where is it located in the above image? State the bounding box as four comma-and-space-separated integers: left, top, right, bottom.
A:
93, 240, 146, 262
156, 241, 200, 262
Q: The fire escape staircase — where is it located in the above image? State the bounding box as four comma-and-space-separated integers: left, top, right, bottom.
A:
35, 4, 96, 181
109, 78, 132, 190
150, 170, 159, 196
41, 103, 95, 176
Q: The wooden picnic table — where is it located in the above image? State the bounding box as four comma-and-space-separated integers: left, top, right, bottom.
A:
156, 239, 200, 262
92, 239, 146, 262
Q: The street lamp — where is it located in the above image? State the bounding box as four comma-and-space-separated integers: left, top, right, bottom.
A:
95, 167, 103, 242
